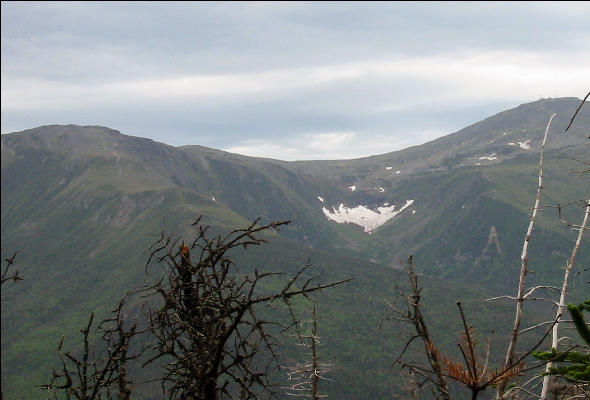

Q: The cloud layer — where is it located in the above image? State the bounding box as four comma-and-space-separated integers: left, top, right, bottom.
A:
2, 2, 589, 160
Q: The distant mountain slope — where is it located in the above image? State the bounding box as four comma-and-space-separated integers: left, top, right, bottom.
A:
290, 97, 587, 175
281, 98, 589, 285
1, 97, 588, 399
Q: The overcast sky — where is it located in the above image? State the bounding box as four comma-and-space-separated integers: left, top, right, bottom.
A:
2, 2, 589, 160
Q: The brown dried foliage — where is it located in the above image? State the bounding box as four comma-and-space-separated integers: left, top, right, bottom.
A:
425, 302, 526, 400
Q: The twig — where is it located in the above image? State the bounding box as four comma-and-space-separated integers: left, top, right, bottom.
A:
564, 91, 589, 132
1, 252, 23, 284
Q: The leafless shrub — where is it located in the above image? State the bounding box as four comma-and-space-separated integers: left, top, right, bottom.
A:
43, 299, 143, 400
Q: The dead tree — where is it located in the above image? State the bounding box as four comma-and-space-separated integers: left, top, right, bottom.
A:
384, 256, 451, 400
97, 299, 144, 400
537, 200, 590, 400
386, 258, 552, 400
142, 217, 350, 400
494, 113, 557, 399
43, 299, 142, 400
425, 302, 531, 400
494, 95, 590, 399
536, 94, 590, 400
1, 252, 22, 400
284, 303, 331, 399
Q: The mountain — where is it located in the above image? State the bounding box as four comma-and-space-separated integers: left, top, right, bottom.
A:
1, 97, 588, 399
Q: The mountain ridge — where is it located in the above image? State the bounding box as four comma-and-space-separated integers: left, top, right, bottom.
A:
3, 97, 588, 267
4, 97, 586, 160
2, 97, 588, 399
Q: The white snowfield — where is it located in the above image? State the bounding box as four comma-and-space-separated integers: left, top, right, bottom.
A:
348, 185, 356, 191
478, 153, 497, 161
322, 199, 414, 233
517, 140, 530, 149
508, 140, 530, 149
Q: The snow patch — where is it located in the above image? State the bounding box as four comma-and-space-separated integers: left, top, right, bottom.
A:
318, 196, 324, 202
212, 195, 216, 201
508, 142, 516, 146
517, 140, 530, 150
396, 170, 401, 174
383, 202, 389, 206
386, 166, 393, 170
478, 153, 497, 161
378, 187, 385, 193
348, 185, 356, 192
322, 200, 414, 233
488, 139, 495, 144
412, 209, 417, 215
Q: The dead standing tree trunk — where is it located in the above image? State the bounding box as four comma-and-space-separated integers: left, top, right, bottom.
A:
284, 303, 331, 399
495, 113, 556, 399
539, 200, 589, 399
539, 94, 590, 399
1, 253, 22, 400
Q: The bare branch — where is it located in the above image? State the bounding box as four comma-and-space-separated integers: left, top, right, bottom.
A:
1, 252, 23, 285
564, 91, 589, 132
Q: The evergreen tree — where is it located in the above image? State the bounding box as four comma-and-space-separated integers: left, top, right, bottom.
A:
533, 300, 590, 383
